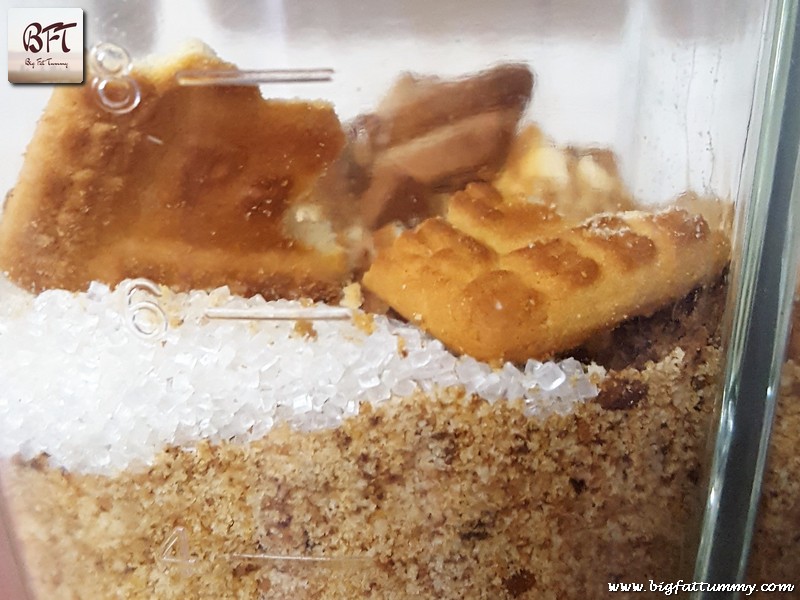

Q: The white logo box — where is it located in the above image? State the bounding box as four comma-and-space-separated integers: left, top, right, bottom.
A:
8, 7, 84, 84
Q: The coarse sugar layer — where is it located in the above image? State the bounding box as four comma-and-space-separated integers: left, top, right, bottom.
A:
2, 343, 722, 600
0, 276, 599, 474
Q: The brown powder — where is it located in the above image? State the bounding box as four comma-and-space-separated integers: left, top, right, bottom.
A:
3, 344, 722, 599
747, 358, 800, 596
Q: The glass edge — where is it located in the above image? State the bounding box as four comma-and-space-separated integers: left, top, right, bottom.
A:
693, 0, 800, 594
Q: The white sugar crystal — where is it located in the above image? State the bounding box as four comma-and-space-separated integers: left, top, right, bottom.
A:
476, 372, 506, 401
528, 361, 567, 391
455, 357, 492, 387
0, 276, 601, 475
392, 379, 418, 397
357, 372, 381, 389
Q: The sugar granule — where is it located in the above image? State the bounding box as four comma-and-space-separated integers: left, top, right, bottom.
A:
0, 278, 600, 474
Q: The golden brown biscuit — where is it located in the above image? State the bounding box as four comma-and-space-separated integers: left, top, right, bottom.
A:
363, 205, 729, 363
673, 190, 734, 233
446, 182, 571, 254
0, 45, 347, 299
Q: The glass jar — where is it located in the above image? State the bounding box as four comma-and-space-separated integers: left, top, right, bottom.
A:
0, 1, 794, 598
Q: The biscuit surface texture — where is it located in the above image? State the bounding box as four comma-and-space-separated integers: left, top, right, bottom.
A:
0, 47, 347, 299
364, 188, 729, 362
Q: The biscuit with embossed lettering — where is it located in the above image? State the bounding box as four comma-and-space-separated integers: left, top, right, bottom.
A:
0, 44, 347, 299
446, 182, 572, 254
363, 204, 729, 362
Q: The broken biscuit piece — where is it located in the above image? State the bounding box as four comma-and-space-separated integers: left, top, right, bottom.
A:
0, 45, 347, 300
359, 64, 533, 159
495, 125, 635, 220
363, 204, 729, 363
353, 64, 534, 229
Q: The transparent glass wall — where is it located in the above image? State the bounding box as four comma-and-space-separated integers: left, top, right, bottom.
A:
748, 294, 800, 588
0, 1, 790, 598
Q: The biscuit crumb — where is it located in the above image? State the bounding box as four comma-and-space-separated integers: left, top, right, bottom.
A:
340, 282, 364, 310
292, 319, 317, 339
352, 311, 375, 335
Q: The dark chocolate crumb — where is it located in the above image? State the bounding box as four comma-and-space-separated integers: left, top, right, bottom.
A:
687, 466, 700, 485
595, 378, 648, 411
569, 477, 587, 495
503, 569, 537, 597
